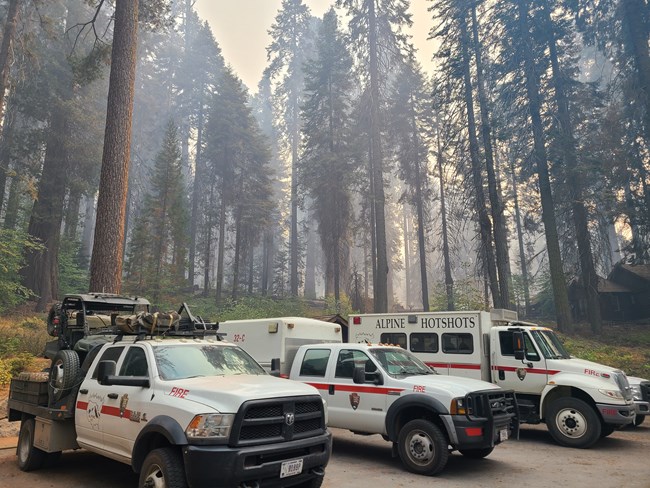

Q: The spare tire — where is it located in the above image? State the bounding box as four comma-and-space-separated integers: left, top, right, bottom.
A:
48, 349, 80, 404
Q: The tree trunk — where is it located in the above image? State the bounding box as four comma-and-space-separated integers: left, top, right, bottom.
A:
517, 0, 571, 330
215, 182, 227, 304
436, 123, 454, 311
458, 12, 500, 308
0, 0, 20, 124
509, 151, 531, 316
3, 168, 19, 230
80, 195, 95, 263
403, 208, 411, 308
23, 107, 70, 309
545, 7, 601, 332
368, 0, 388, 312
188, 99, 205, 289
304, 223, 317, 299
89, 0, 139, 294
470, 5, 511, 308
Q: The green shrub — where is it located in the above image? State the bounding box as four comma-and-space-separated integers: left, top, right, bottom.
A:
0, 230, 42, 312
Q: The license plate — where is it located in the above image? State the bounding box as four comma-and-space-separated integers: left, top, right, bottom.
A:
280, 459, 303, 478
499, 428, 509, 442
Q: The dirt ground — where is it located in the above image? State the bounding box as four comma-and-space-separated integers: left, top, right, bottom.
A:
0, 420, 647, 488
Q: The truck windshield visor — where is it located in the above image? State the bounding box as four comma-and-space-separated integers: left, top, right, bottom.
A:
154, 344, 266, 380
530, 330, 570, 360
370, 348, 435, 376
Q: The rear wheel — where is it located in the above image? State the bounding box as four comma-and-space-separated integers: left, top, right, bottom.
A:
139, 447, 187, 488
546, 397, 601, 448
458, 447, 494, 459
17, 418, 46, 471
48, 349, 80, 404
397, 419, 448, 475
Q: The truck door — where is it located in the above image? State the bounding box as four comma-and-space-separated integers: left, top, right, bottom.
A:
491, 329, 548, 394
76, 345, 125, 452
99, 345, 151, 460
325, 349, 388, 434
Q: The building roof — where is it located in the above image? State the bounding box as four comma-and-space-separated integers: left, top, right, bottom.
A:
597, 277, 633, 293
618, 264, 650, 281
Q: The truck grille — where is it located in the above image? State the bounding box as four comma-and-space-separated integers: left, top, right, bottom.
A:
466, 389, 518, 420
641, 381, 650, 402
232, 395, 325, 447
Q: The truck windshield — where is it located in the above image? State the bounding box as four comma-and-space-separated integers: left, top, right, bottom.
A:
369, 348, 435, 377
530, 330, 571, 360
154, 344, 266, 380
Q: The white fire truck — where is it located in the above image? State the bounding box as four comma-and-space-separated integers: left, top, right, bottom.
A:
348, 309, 647, 448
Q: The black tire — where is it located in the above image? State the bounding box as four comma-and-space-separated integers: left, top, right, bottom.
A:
17, 418, 46, 471
546, 397, 601, 448
458, 447, 494, 459
634, 415, 645, 427
397, 419, 449, 475
600, 423, 615, 438
139, 447, 187, 488
48, 349, 80, 404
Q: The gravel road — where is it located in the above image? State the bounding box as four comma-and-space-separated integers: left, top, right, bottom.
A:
0, 423, 647, 488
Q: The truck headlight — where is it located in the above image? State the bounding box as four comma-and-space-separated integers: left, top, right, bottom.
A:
629, 385, 642, 401
450, 397, 471, 416
186, 414, 234, 440
599, 389, 624, 400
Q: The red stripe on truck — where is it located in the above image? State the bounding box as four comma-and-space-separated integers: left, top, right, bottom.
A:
307, 382, 404, 395
425, 362, 482, 370
491, 365, 560, 375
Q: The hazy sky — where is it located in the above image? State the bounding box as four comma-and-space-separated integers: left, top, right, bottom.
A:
194, 0, 434, 93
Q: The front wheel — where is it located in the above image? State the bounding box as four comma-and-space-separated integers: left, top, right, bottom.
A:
634, 415, 645, 427
397, 419, 448, 475
546, 397, 601, 448
139, 447, 187, 488
458, 447, 494, 459
17, 418, 46, 471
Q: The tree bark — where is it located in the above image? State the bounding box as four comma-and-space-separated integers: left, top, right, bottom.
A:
0, 0, 20, 124
517, 0, 571, 330
89, 0, 139, 294
189, 99, 204, 288
435, 120, 454, 311
368, 0, 389, 312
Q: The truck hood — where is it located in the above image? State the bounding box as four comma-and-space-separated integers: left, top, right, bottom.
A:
172, 375, 320, 413
400, 373, 502, 398
548, 357, 623, 377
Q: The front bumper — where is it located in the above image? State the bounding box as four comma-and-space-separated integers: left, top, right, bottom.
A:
633, 400, 649, 416
182, 431, 332, 488
444, 413, 515, 450
596, 403, 636, 426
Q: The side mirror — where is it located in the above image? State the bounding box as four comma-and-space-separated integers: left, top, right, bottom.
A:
513, 331, 525, 360
352, 366, 383, 385
352, 366, 366, 384
97, 360, 116, 385
270, 357, 281, 377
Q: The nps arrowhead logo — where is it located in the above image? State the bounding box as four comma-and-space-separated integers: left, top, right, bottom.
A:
516, 368, 527, 381
349, 392, 360, 410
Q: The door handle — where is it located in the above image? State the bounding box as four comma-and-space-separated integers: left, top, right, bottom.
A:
79, 389, 88, 394
499, 370, 505, 381
107, 393, 119, 399
329, 384, 335, 395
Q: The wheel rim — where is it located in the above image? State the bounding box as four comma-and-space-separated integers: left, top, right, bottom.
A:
17, 429, 30, 463
142, 462, 166, 488
52, 360, 64, 390
405, 429, 435, 466
555, 407, 588, 438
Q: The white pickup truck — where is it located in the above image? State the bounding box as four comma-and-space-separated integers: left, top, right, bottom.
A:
283, 342, 518, 476
8, 296, 331, 488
